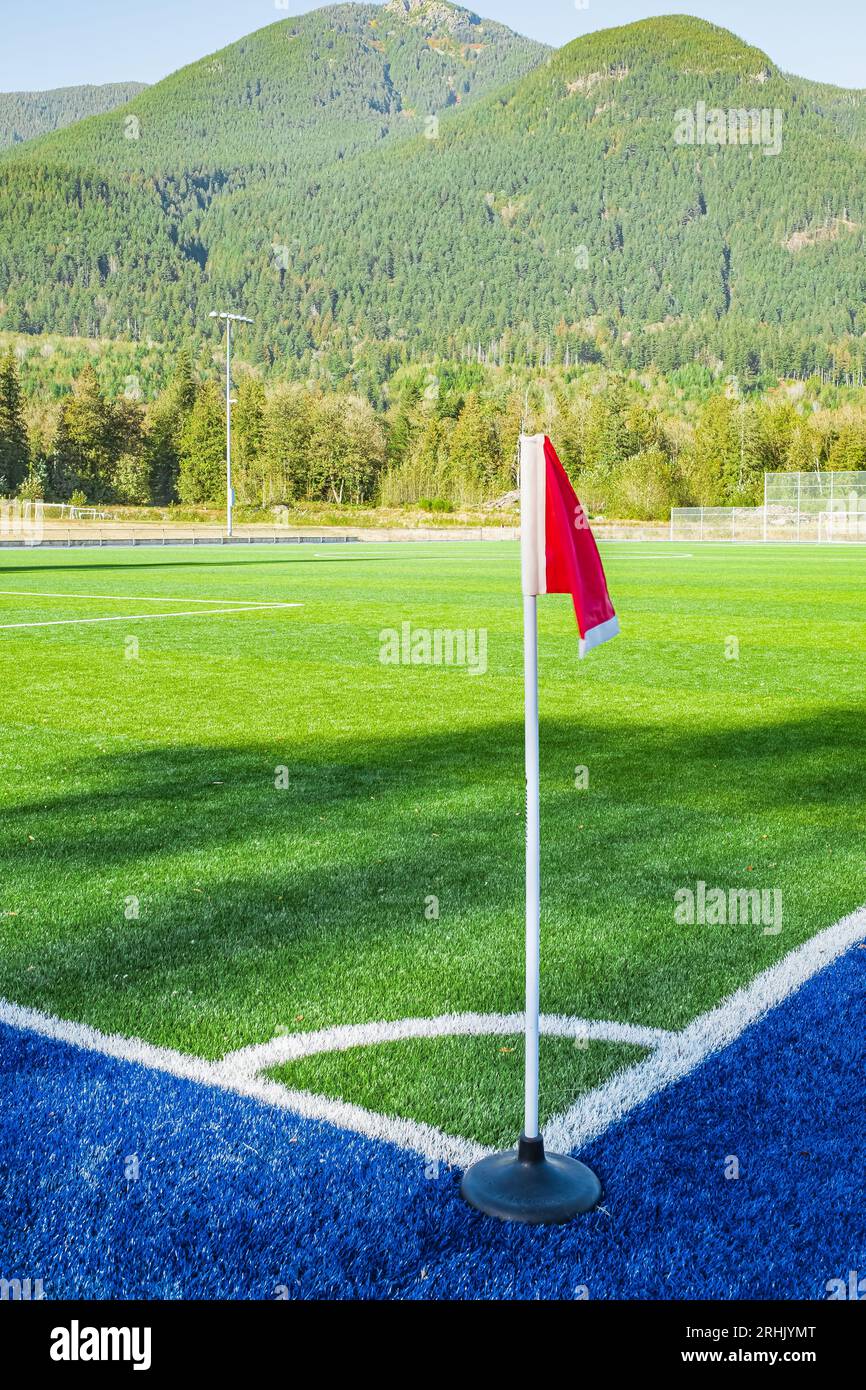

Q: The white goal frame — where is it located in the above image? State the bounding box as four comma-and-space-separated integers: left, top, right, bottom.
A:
670, 471, 866, 543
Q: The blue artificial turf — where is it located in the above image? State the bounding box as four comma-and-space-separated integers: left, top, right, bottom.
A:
0, 946, 863, 1300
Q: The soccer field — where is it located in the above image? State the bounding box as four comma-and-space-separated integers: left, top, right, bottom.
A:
0, 540, 863, 1154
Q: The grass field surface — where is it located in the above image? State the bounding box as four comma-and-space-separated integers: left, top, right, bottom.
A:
0, 541, 863, 1147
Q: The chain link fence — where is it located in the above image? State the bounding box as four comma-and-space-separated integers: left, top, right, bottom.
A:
671, 472, 866, 543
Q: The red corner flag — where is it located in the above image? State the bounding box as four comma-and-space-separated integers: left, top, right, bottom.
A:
520, 434, 619, 657
459, 432, 612, 1220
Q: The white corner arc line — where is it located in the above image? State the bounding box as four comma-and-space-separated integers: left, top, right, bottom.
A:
0, 603, 302, 631
220, 1012, 670, 1075
542, 904, 866, 1155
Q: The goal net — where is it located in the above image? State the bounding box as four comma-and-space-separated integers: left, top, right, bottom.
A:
671, 472, 866, 543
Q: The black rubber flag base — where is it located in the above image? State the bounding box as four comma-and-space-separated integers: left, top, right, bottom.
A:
461, 1133, 602, 1225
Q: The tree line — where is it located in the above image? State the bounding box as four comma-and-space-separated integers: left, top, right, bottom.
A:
2, 349, 866, 519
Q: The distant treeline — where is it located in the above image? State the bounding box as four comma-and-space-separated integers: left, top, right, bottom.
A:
2, 350, 866, 519
0, 83, 147, 152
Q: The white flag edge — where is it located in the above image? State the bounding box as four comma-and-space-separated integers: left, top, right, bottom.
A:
578, 614, 621, 659
519, 433, 547, 597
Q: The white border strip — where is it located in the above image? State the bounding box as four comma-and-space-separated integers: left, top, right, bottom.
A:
0, 996, 484, 1166
0, 590, 293, 604
579, 613, 620, 658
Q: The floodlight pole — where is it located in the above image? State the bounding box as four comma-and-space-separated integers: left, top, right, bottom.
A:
210, 311, 254, 538
226, 315, 233, 538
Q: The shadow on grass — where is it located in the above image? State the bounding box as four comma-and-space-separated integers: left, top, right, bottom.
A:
5, 704, 864, 848
1, 708, 863, 1046
0, 553, 422, 576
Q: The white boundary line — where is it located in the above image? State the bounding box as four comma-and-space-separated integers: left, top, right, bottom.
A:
0, 905, 863, 1166
543, 904, 866, 1154
0, 603, 301, 631
0, 997, 484, 1167
0, 589, 295, 604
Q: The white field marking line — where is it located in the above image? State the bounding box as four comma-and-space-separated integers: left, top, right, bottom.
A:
312, 545, 505, 554
312, 551, 455, 559
220, 1011, 670, 1074
0, 997, 485, 1168
542, 903, 866, 1156
0, 588, 295, 605
1, 906, 863, 1167
0, 603, 301, 631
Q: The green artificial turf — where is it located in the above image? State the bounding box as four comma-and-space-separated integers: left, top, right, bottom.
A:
0, 541, 863, 1139
269, 1035, 647, 1151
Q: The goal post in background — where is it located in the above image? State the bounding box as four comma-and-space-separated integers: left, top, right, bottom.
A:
670, 471, 866, 543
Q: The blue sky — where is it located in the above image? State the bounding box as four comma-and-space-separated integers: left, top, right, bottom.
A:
2, 0, 864, 92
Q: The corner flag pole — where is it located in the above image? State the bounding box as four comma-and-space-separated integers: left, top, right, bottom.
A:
461, 433, 604, 1224
523, 586, 540, 1139
521, 438, 542, 1141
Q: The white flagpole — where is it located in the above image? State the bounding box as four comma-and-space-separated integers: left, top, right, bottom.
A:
519, 433, 545, 1140
523, 588, 540, 1139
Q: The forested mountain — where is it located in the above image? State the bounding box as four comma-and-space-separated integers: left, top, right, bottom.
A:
1, 9, 865, 380
8, 1, 543, 173
252, 13, 866, 375
786, 75, 866, 149
0, 84, 147, 150
0, 1, 545, 343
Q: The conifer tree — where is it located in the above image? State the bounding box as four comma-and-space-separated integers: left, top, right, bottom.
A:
0, 351, 29, 496
177, 383, 226, 504
148, 350, 197, 503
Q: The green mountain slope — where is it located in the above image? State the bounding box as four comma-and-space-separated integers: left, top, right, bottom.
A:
784, 74, 866, 149
0, 84, 148, 151
7, 1, 545, 172
248, 14, 866, 367
1, 10, 864, 376
0, 2, 545, 342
